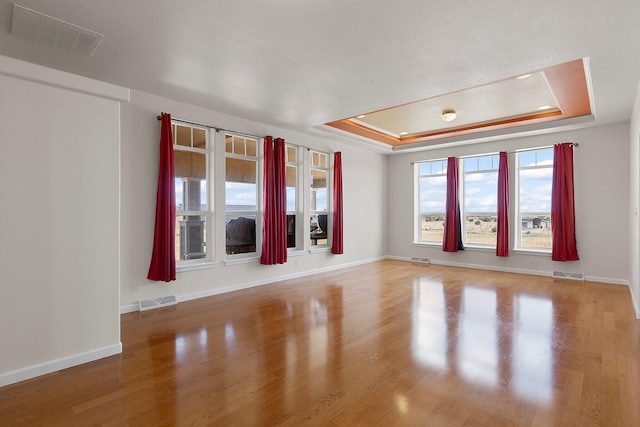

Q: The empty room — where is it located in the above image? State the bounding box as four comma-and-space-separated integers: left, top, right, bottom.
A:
1, 1, 639, 425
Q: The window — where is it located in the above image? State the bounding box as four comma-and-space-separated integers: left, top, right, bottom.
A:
416, 160, 447, 244
310, 150, 330, 246
286, 144, 299, 249
173, 123, 210, 262
516, 148, 553, 250
462, 154, 499, 247
225, 134, 258, 255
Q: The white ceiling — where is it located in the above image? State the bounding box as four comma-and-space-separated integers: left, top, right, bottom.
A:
1, 1, 638, 151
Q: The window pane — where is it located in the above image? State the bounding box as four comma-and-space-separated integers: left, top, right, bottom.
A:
226, 158, 256, 210
175, 178, 185, 212
286, 165, 296, 211
174, 150, 206, 179
465, 215, 497, 246
187, 179, 206, 211
225, 135, 233, 153
286, 146, 296, 162
311, 169, 327, 211
287, 214, 296, 248
175, 125, 191, 147
176, 215, 206, 260
518, 148, 553, 250
310, 213, 328, 246
225, 215, 256, 254
318, 152, 327, 168
418, 160, 447, 243
421, 214, 445, 243
463, 156, 498, 246
233, 136, 245, 155
520, 215, 552, 248
193, 128, 206, 149
478, 154, 497, 171
245, 138, 257, 156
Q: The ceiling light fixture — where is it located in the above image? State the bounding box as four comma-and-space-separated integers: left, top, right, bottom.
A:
441, 109, 457, 122
399, 131, 408, 136
357, 115, 366, 119
538, 105, 552, 110
516, 74, 532, 79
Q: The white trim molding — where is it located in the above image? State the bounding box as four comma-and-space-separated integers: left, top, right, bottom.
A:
0, 343, 122, 387
120, 257, 386, 314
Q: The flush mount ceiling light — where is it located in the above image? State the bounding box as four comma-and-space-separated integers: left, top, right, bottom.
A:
441, 109, 457, 122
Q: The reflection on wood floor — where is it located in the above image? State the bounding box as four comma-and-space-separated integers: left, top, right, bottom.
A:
1, 260, 639, 426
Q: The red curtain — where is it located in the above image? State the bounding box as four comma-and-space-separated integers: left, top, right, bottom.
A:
496, 151, 509, 257
443, 157, 463, 252
332, 152, 344, 254
147, 113, 176, 282
551, 143, 579, 261
261, 137, 288, 264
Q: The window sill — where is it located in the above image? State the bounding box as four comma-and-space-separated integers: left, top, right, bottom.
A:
177, 260, 218, 273
224, 255, 260, 266
412, 241, 441, 247
513, 249, 551, 256
309, 246, 330, 254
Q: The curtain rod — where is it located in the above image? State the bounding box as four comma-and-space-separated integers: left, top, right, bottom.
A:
507, 142, 579, 155
411, 143, 579, 164
157, 115, 262, 141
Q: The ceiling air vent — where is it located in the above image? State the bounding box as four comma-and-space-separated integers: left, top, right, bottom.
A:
11, 4, 103, 57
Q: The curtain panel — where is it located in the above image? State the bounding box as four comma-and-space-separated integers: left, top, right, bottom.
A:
496, 151, 509, 257
147, 112, 177, 282
443, 157, 464, 252
331, 152, 344, 254
551, 143, 579, 261
260, 136, 288, 264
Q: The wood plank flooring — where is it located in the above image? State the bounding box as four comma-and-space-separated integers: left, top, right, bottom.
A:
1, 260, 639, 426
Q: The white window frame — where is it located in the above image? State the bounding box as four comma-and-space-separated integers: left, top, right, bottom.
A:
515, 147, 553, 253
172, 121, 215, 271
309, 149, 331, 250
461, 154, 499, 249
286, 143, 302, 251
224, 133, 261, 260
415, 159, 447, 245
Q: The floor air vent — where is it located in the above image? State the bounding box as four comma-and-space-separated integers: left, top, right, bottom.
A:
552, 271, 584, 281
138, 295, 177, 312
410, 257, 430, 264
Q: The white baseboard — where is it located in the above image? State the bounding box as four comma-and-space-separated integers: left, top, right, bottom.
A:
583, 275, 630, 286
629, 284, 640, 319
120, 256, 387, 314
389, 255, 631, 286
0, 343, 122, 387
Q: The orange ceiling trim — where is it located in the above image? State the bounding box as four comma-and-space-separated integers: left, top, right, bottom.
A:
325, 59, 591, 147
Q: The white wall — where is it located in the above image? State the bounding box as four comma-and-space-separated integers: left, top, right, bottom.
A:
120, 90, 387, 310
0, 56, 128, 386
388, 123, 630, 286
630, 82, 640, 318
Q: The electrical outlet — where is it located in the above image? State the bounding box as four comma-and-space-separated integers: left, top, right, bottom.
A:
528, 256, 534, 264
134, 282, 142, 291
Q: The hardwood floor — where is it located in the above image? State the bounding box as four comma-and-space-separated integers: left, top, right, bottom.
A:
1, 260, 639, 426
